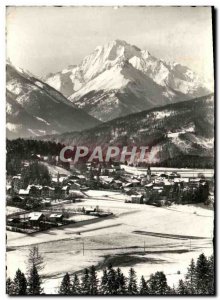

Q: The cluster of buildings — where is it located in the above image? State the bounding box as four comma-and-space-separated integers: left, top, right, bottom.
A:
123, 170, 210, 206
7, 211, 66, 233
6, 158, 212, 212
6, 171, 87, 209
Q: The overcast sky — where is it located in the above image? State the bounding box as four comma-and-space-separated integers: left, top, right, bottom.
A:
6, 6, 213, 85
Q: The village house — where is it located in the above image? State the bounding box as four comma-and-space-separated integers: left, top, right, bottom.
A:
11, 175, 22, 193
84, 208, 95, 215
99, 176, 114, 185
30, 153, 41, 160
28, 185, 42, 197
69, 190, 84, 198
6, 184, 12, 195
28, 212, 45, 226
41, 186, 55, 198
68, 182, 81, 190
130, 179, 141, 187
123, 182, 133, 189
11, 195, 24, 203
141, 176, 149, 186
131, 194, 144, 204
168, 172, 181, 180
49, 213, 64, 223
18, 189, 30, 197
7, 216, 21, 226
112, 180, 123, 189
52, 173, 68, 184
61, 186, 70, 197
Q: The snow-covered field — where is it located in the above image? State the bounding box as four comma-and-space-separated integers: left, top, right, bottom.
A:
7, 192, 214, 294
42, 162, 72, 176
6, 206, 26, 216
121, 165, 214, 178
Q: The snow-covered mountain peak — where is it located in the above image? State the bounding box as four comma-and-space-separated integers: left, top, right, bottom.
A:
141, 49, 151, 59
6, 64, 100, 139
45, 40, 211, 120
77, 39, 142, 83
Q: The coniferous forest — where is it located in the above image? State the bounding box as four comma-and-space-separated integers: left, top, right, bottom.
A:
6, 252, 215, 295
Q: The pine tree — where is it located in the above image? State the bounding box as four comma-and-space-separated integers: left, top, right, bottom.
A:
195, 253, 210, 294
12, 269, 27, 295
81, 268, 90, 295
59, 273, 72, 295
27, 264, 43, 295
148, 271, 169, 295
106, 264, 117, 294
6, 277, 13, 295
127, 268, 138, 295
58, 273, 72, 295
139, 275, 149, 295
176, 279, 189, 295
185, 259, 197, 294
72, 274, 81, 295
89, 265, 99, 295
116, 267, 127, 294
207, 254, 215, 294
167, 285, 177, 295
100, 269, 109, 295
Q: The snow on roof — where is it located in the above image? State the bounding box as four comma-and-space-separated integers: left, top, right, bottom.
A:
27, 184, 42, 190
201, 181, 208, 186
190, 178, 201, 182
19, 189, 29, 195
77, 175, 86, 179
174, 178, 183, 183
131, 179, 140, 183
145, 182, 153, 187
131, 194, 143, 199
29, 212, 44, 221
164, 180, 172, 186
69, 190, 83, 195
114, 180, 123, 184
153, 186, 164, 190
42, 186, 55, 190
52, 177, 65, 183
49, 213, 63, 218
123, 182, 133, 187
41, 199, 51, 203
62, 186, 69, 191
70, 182, 81, 186
12, 175, 21, 179
100, 176, 114, 183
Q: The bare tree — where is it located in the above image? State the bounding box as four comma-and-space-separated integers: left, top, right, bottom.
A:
27, 246, 45, 272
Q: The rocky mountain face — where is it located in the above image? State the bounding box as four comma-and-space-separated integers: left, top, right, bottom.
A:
45, 40, 210, 122
6, 64, 100, 139
40, 94, 214, 168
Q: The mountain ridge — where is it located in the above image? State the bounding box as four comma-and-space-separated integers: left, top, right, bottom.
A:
45, 39, 210, 122
6, 63, 100, 139
37, 93, 214, 167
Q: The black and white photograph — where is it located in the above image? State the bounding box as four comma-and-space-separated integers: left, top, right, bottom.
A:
5, 5, 215, 295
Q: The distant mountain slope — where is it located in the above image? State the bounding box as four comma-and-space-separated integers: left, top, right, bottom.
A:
39, 94, 214, 168
6, 64, 100, 139
45, 40, 210, 122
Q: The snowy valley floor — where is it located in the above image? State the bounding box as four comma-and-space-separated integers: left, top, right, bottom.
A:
7, 191, 214, 294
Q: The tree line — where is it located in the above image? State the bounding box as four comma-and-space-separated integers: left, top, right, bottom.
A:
6, 251, 214, 295
6, 138, 65, 176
